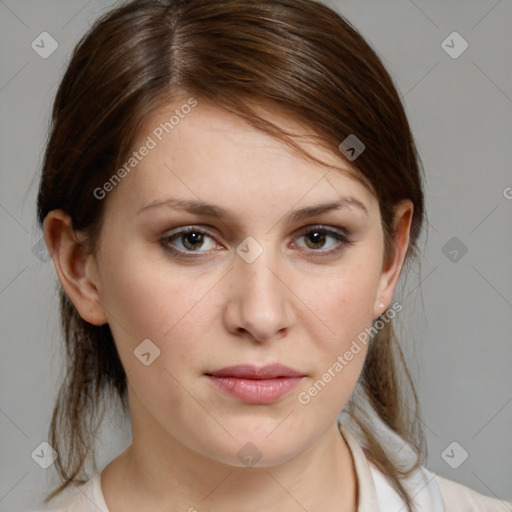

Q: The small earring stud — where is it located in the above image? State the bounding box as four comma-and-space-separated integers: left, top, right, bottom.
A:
379, 302, 385, 308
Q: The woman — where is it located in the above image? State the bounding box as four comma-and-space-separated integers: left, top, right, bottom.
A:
32, 0, 511, 510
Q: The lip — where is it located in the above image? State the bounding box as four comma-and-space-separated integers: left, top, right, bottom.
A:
208, 364, 305, 379
205, 364, 306, 404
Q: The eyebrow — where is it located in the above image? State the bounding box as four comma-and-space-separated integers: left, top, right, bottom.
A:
137, 195, 369, 221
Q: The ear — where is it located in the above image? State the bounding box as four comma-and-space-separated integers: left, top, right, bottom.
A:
372, 200, 414, 319
43, 209, 108, 326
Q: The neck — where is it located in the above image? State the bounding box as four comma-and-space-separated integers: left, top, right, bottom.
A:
101, 388, 358, 512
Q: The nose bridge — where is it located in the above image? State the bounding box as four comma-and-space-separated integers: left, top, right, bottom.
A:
228, 234, 292, 340
236, 233, 283, 301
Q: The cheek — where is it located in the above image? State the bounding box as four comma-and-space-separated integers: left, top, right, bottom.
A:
308, 259, 381, 343
295, 278, 376, 414
96, 244, 215, 369
294, 255, 382, 401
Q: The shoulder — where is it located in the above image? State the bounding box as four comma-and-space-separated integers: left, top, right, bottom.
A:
21, 490, 79, 512
23, 472, 107, 512
434, 474, 512, 512
370, 460, 512, 512
339, 407, 511, 512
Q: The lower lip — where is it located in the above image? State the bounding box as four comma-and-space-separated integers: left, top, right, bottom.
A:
206, 375, 303, 404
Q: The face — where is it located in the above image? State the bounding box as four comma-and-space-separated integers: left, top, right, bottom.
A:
60, 97, 410, 467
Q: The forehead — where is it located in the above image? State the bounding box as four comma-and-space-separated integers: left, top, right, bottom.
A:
106, 97, 378, 219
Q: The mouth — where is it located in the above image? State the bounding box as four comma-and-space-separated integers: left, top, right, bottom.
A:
205, 364, 306, 405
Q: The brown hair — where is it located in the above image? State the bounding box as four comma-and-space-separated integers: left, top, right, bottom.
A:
37, 0, 426, 509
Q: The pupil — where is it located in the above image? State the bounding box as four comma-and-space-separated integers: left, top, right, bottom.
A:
308, 231, 325, 248
185, 232, 203, 248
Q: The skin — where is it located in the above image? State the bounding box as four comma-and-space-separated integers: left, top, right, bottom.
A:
43, 97, 413, 512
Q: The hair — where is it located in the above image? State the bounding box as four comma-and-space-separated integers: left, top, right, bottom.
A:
37, 0, 427, 509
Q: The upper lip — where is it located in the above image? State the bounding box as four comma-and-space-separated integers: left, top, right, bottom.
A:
206, 364, 305, 379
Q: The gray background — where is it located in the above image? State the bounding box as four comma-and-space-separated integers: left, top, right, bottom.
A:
1, 0, 511, 509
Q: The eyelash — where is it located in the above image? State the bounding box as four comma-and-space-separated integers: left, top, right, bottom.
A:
159, 225, 353, 259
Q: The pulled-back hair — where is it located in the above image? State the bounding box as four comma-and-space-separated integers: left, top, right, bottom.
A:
37, 0, 426, 509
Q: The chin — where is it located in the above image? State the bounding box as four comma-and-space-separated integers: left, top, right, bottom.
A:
190, 429, 308, 469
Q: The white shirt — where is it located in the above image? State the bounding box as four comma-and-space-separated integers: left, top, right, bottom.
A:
26, 423, 512, 512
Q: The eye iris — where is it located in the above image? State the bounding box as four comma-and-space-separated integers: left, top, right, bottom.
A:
183, 232, 204, 250
305, 230, 326, 249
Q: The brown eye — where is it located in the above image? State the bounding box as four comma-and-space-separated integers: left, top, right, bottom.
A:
293, 225, 352, 256
304, 229, 328, 250
181, 231, 206, 250
160, 227, 218, 255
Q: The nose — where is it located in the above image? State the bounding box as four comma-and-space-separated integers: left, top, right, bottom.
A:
223, 238, 295, 343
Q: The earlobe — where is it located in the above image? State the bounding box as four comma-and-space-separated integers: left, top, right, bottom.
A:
373, 200, 414, 318
43, 210, 108, 326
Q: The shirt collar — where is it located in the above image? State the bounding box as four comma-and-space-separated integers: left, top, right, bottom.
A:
339, 423, 381, 511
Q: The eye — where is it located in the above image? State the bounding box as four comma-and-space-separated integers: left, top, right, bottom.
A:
160, 226, 219, 256
160, 224, 352, 258
292, 225, 352, 256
